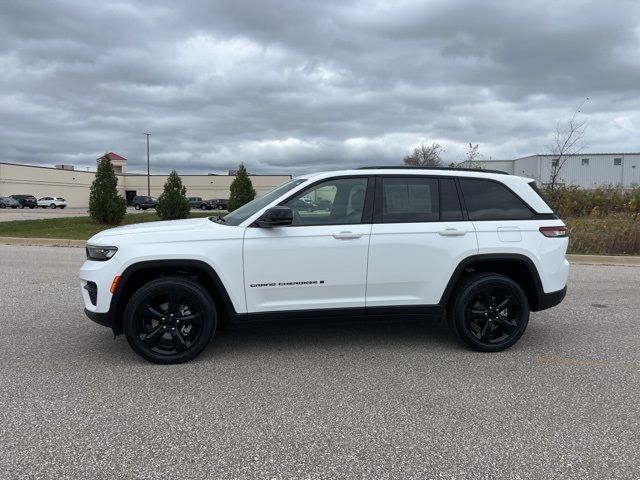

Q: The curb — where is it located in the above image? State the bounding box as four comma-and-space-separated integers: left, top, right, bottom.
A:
0, 236, 85, 248
566, 254, 640, 266
1, 237, 639, 266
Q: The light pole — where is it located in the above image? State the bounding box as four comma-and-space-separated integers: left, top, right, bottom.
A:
144, 133, 151, 196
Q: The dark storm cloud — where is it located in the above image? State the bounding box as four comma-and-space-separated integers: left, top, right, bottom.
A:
1, 0, 640, 175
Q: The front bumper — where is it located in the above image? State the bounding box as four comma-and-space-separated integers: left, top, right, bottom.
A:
84, 308, 115, 329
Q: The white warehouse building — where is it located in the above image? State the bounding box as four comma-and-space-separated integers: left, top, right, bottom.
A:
478, 153, 640, 188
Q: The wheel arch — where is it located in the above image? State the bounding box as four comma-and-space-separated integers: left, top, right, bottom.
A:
111, 259, 237, 335
440, 254, 546, 312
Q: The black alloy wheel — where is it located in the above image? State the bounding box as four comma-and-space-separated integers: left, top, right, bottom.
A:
448, 273, 529, 352
124, 277, 216, 364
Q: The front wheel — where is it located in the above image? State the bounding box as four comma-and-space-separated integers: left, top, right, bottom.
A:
0, 203, 5, 209
123, 277, 216, 364
134, 204, 141, 210
200, 204, 208, 210
50, 203, 56, 209
447, 273, 529, 352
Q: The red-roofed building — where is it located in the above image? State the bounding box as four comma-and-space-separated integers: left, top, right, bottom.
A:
97, 152, 127, 174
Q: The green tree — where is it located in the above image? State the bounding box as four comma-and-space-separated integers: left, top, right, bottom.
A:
228, 164, 256, 211
89, 155, 127, 225
157, 170, 190, 220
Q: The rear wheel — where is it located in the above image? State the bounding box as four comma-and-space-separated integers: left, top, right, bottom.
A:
200, 204, 208, 210
134, 204, 141, 210
123, 277, 216, 364
50, 203, 56, 209
447, 273, 529, 352
0, 203, 5, 209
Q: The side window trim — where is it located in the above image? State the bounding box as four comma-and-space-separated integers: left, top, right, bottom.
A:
453, 178, 470, 221
276, 175, 375, 227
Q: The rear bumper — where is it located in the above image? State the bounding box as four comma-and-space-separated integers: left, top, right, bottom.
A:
534, 286, 567, 311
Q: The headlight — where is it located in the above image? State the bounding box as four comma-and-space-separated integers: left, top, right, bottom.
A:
86, 245, 118, 261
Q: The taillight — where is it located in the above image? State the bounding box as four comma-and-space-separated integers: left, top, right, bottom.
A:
539, 226, 568, 238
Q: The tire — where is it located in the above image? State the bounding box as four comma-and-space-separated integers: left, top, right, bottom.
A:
0, 203, 5, 209
123, 277, 217, 364
134, 204, 141, 210
218, 205, 225, 210
200, 204, 207, 210
29, 206, 35, 209
447, 273, 529, 352
59, 206, 66, 209
50, 203, 56, 209
142, 207, 147, 211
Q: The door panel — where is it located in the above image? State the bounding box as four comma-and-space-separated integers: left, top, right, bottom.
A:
243, 224, 371, 312
366, 221, 477, 306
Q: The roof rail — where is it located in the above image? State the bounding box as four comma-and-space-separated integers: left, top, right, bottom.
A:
356, 166, 509, 175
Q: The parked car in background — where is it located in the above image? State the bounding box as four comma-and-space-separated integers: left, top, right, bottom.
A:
188, 197, 212, 210
131, 196, 159, 210
37, 197, 67, 209
208, 198, 228, 210
0, 196, 20, 209
10, 194, 38, 208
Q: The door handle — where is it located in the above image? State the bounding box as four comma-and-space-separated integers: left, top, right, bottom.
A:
438, 228, 466, 237
332, 231, 363, 239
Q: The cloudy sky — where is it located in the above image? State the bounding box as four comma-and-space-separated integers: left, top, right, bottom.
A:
1, 0, 640, 175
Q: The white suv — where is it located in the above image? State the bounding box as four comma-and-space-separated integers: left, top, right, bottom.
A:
80, 167, 569, 364
37, 196, 67, 209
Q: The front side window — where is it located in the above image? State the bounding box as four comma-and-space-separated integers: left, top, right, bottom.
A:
460, 179, 533, 220
284, 177, 369, 226
382, 177, 439, 223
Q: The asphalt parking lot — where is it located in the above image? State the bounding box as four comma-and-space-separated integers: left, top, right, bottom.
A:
0, 245, 638, 479
0, 207, 160, 222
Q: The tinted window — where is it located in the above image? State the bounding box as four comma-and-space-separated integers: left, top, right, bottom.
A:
460, 179, 533, 220
285, 177, 369, 226
439, 178, 463, 221
382, 177, 439, 223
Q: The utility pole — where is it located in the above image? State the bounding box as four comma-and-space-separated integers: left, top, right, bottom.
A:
144, 133, 151, 196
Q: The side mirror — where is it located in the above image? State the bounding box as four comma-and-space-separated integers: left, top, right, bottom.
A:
256, 206, 293, 227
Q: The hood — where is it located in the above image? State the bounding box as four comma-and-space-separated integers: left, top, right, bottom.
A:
87, 217, 221, 245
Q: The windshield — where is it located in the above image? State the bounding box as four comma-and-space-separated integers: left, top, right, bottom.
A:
220, 178, 307, 226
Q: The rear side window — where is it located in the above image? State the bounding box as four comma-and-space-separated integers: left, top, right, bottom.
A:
382, 177, 439, 223
459, 179, 533, 220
